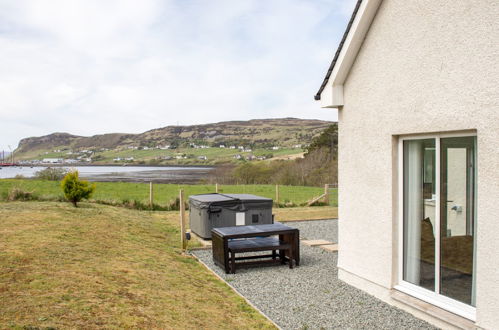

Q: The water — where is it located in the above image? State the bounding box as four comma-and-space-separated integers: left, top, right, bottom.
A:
0, 166, 213, 183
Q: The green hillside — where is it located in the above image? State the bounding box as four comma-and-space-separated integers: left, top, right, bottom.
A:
13, 118, 331, 165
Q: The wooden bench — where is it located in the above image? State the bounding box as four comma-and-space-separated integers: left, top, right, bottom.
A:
212, 223, 300, 274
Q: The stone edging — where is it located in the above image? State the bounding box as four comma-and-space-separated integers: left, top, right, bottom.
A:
190, 252, 283, 330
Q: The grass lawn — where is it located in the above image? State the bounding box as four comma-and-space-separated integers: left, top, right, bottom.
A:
0, 179, 338, 207
0, 202, 274, 329
273, 206, 338, 221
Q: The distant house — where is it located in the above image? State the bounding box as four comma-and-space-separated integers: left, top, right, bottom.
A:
219, 145, 225, 148
197, 155, 208, 160
315, 1, 498, 328
42, 158, 63, 164
271, 146, 279, 150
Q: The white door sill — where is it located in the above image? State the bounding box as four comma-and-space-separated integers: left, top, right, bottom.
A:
391, 290, 477, 330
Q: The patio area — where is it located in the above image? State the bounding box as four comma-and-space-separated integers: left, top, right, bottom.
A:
192, 220, 436, 329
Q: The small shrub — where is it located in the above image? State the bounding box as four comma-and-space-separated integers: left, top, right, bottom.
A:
14, 174, 26, 179
8, 187, 35, 201
35, 167, 67, 181
61, 171, 96, 207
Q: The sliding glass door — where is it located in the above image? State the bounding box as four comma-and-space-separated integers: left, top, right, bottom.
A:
401, 134, 476, 317
403, 139, 436, 291
440, 137, 476, 306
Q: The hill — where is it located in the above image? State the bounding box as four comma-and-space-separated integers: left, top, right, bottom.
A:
14, 118, 333, 165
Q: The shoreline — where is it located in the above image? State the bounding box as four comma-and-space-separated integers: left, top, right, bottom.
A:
0, 165, 215, 184
7, 164, 215, 169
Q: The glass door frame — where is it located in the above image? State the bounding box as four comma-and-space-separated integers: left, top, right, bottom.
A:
396, 132, 477, 321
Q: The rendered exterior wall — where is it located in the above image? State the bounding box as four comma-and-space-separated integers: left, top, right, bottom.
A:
336, 0, 498, 328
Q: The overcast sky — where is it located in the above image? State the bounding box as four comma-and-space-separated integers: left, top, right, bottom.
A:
0, 0, 355, 150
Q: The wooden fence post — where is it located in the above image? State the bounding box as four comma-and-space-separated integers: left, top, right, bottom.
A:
275, 184, 280, 205
324, 184, 329, 205
179, 189, 187, 250
149, 182, 154, 207
215, 183, 219, 193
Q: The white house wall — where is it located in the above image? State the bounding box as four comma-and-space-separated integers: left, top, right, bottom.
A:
336, 0, 498, 328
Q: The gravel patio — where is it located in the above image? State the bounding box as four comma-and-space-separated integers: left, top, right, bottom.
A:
192, 220, 436, 329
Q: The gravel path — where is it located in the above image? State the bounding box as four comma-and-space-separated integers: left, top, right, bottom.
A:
284, 219, 339, 243
192, 220, 436, 330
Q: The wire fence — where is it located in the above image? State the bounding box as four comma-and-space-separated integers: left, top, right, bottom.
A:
0, 179, 338, 209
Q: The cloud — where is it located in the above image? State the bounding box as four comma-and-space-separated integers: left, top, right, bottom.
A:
0, 0, 356, 150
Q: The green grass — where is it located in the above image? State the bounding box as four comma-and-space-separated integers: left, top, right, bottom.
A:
0, 202, 275, 329
0, 179, 338, 207
274, 206, 338, 221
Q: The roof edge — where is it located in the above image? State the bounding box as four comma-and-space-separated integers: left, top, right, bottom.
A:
314, 0, 363, 101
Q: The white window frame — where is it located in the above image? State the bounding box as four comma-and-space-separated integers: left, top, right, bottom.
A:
396, 132, 477, 321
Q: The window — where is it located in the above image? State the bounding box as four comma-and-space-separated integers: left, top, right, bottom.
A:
398, 134, 477, 320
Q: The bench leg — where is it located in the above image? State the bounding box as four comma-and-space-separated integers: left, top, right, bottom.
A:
224, 251, 230, 274
272, 250, 277, 260
279, 249, 286, 264
230, 251, 236, 274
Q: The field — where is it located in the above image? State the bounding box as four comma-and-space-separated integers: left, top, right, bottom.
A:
0, 202, 275, 329
0, 177, 337, 327
273, 206, 338, 221
0, 179, 338, 208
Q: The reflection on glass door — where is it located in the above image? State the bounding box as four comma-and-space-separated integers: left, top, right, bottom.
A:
403, 139, 436, 291
440, 137, 476, 306
402, 135, 476, 309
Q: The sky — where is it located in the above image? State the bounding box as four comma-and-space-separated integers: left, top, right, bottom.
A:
0, 0, 356, 151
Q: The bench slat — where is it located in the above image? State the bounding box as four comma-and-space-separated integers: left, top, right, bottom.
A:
228, 237, 289, 253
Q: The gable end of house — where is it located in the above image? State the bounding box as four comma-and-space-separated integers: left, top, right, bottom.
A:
314, 0, 382, 108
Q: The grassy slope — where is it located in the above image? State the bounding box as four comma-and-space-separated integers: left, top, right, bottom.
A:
0, 202, 274, 329
16, 147, 303, 165
273, 206, 338, 221
0, 180, 338, 207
